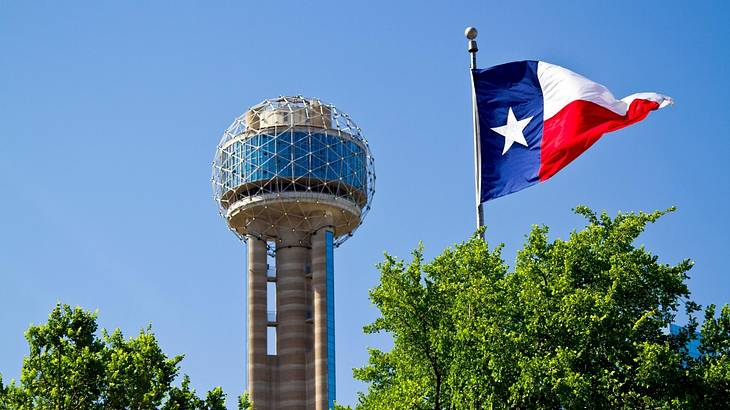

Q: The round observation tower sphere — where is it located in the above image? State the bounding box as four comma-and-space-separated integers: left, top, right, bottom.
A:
212, 96, 375, 246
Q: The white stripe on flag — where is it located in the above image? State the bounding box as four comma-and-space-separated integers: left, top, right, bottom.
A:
537, 61, 672, 120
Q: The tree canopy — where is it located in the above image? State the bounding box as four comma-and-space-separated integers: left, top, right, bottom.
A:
354, 207, 730, 409
0, 304, 235, 410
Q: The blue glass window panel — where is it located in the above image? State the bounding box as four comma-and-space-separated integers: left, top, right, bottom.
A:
311, 134, 326, 176
325, 137, 337, 181
293, 134, 310, 176
277, 131, 294, 178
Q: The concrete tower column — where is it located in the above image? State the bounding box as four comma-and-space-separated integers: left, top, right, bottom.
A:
276, 242, 309, 410
247, 236, 269, 409
311, 227, 331, 410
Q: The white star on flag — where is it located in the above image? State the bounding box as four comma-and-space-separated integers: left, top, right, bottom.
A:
490, 107, 534, 155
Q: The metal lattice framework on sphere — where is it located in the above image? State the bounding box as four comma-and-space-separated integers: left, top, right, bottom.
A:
212, 96, 375, 247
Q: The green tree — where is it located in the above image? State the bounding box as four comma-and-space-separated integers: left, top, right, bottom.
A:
237, 391, 252, 410
354, 207, 730, 409
0, 304, 229, 410
12, 304, 106, 410
103, 327, 181, 409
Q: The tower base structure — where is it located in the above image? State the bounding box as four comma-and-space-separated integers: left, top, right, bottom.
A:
246, 227, 336, 410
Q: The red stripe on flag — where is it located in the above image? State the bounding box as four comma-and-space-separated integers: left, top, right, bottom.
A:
539, 98, 661, 181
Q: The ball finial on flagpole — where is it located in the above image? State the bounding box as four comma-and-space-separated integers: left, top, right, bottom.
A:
465, 27, 478, 68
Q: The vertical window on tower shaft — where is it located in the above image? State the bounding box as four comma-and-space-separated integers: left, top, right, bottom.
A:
267, 282, 277, 316
267, 281, 277, 355
267, 327, 277, 356
266, 244, 277, 355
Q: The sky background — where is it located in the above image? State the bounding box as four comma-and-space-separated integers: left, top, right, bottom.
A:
1, 1, 729, 407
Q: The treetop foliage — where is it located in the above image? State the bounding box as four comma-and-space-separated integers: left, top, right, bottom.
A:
353, 207, 730, 409
0, 304, 238, 410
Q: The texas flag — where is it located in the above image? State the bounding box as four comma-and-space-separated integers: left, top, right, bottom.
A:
473, 60, 672, 202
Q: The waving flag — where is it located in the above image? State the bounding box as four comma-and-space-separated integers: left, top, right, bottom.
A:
473, 60, 672, 202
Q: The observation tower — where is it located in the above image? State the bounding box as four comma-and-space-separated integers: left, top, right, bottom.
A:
212, 96, 375, 410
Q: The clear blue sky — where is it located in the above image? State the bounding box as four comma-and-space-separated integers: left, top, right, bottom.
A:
1, 1, 728, 407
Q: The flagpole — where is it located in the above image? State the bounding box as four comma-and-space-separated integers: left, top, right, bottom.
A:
466, 27, 485, 235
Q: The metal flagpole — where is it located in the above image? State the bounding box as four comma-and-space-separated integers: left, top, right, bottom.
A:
466, 27, 485, 234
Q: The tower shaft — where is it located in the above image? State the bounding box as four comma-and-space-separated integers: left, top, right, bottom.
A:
276, 245, 308, 409
312, 228, 334, 410
247, 237, 270, 408
246, 228, 335, 410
